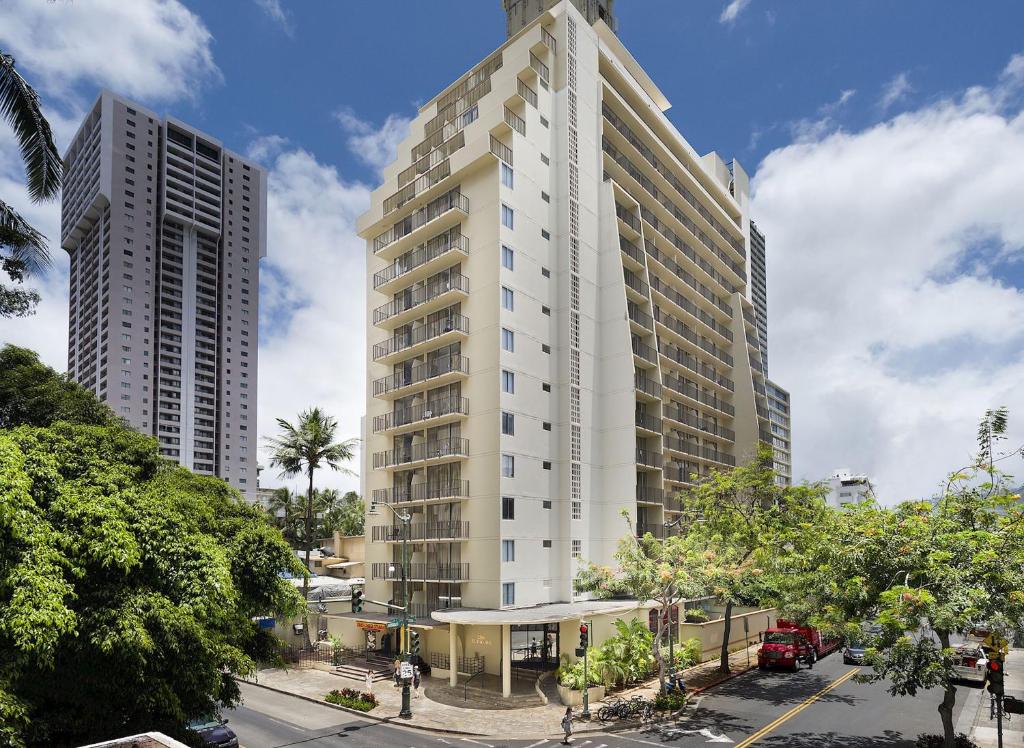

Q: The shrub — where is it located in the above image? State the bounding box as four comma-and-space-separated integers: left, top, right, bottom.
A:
914, 735, 978, 748
325, 688, 378, 711
654, 691, 688, 712
684, 608, 709, 623
679, 637, 703, 667
556, 652, 602, 690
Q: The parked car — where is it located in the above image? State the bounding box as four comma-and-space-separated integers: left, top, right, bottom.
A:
188, 716, 238, 748
843, 640, 868, 664
951, 645, 988, 684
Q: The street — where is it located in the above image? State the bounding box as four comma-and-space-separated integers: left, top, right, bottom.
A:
229, 651, 977, 747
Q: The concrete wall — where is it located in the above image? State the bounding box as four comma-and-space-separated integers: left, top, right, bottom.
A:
679, 607, 777, 661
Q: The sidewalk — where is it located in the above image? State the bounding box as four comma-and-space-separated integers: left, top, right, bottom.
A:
965, 648, 1024, 748
245, 644, 760, 738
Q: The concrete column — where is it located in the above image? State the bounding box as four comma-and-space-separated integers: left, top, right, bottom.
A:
502, 624, 511, 698
449, 623, 458, 687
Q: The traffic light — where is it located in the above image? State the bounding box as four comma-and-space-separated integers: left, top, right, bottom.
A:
351, 588, 363, 613
409, 629, 421, 656
579, 623, 589, 650
987, 659, 1005, 696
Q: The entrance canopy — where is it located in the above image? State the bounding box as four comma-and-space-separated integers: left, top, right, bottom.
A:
430, 599, 643, 626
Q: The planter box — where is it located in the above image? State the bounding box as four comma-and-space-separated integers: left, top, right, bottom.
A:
556, 683, 605, 707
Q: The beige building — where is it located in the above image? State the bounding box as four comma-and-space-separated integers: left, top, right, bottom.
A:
348, 0, 775, 695
61, 91, 267, 499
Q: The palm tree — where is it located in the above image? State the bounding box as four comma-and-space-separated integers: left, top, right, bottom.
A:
267, 487, 305, 545
264, 408, 356, 646
1, 51, 63, 318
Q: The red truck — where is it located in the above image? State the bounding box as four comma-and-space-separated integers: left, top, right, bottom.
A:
757, 619, 842, 670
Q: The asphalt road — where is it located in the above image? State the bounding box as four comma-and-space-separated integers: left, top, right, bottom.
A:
229, 653, 980, 748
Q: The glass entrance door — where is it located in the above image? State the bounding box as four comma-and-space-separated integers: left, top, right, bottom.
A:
510, 623, 560, 669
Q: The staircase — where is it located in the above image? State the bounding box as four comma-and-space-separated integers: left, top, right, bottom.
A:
333, 652, 395, 683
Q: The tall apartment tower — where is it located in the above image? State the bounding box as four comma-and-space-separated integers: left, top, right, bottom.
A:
357, 0, 773, 618
61, 91, 267, 497
503, 0, 615, 36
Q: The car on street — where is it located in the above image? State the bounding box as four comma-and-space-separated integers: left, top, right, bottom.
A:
843, 640, 868, 664
951, 644, 988, 684
188, 716, 239, 748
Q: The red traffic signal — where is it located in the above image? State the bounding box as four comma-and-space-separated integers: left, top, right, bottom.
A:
988, 660, 1002, 672
580, 624, 588, 634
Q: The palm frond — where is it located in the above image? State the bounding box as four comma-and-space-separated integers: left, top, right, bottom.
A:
0, 197, 50, 275
0, 52, 62, 202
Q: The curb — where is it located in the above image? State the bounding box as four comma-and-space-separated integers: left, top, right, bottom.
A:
241, 678, 491, 737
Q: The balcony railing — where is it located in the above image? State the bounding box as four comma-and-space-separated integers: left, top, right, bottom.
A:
634, 373, 662, 399
616, 203, 643, 234
635, 412, 662, 433
504, 106, 525, 136
372, 438, 470, 470
383, 160, 451, 215
373, 191, 469, 254
372, 355, 469, 397
371, 521, 470, 542
636, 485, 664, 503
631, 337, 658, 365
490, 135, 513, 166
541, 26, 557, 52
663, 405, 736, 441
530, 52, 550, 81
619, 235, 645, 266
398, 131, 465, 189
374, 232, 468, 290
373, 273, 469, 325
372, 562, 470, 582
654, 305, 733, 366
643, 238, 733, 317
372, 396, 469, 433
636, 447, 663, 469
371, 480, 470, 505
628, 303, 654, 331
517, 79, 538, 108
662, 374, 735, 417
624, 269, 649, 298
637, 523, 666, 539
659, 340, 735, 392
372, 313, 469, 361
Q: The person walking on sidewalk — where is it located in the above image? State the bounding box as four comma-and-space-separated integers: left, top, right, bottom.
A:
365, 668, 374, 696
561, 706, 573, 744
413, 665, 421, 697
393, 659, 401, 687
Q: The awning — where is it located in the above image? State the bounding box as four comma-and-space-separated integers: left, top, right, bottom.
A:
326, 560, 364, 569
430, 599, 646, 626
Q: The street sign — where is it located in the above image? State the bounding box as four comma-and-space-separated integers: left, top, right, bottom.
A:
387, 618, 403, 629
400, 662, 414, 679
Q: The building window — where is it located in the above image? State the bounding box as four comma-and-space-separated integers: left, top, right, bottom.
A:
502, 411, 515, 435
572, 501, 582, 520
502, 328, 514, 352
571, 540, 582, 559
541, 153, 550, 165
542, 382, 551, 392
543, 500, 552, 509
502, 539, 515, 562
540, 115, 549, 128
502, 286, 514, 311
542, 461, 552, 470
501, 163, 514, 188
541, 344, 551, 354
542, 305, 551, 316
541, 191, 550, 202
502, 369, 515, 394
502, 454, 515, 477
543, 539, 552, 548
502, 496, 515, 519
543, 422, 552, 431
501, 203, 514, 229
503, 582, 515, 606
541, 229, 550, 240
541, 266, 550, 278
502, 244, 514, 270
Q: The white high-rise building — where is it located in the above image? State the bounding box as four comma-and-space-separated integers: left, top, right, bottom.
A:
61, 91, 267, 497
826, 468, 875, 508
351, 0, 775, 693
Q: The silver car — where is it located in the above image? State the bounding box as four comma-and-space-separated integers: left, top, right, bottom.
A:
843, 641, 867, 664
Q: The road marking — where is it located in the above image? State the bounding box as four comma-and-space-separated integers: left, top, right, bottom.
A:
734, 668, 860, 748
523, 741, 548, 748
437, 741, 453, 746
607, 735, 671, 747
459, 740, 494, 748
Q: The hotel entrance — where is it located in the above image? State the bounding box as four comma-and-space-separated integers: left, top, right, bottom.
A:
510, 623, 559, 669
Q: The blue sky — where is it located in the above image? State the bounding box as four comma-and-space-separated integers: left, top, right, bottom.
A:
1, 0, 1023, 502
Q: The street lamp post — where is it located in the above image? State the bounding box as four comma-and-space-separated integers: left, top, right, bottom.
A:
375, 502, 413, 718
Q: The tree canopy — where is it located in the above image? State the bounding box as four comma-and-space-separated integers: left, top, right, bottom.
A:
0, 349, 304, 747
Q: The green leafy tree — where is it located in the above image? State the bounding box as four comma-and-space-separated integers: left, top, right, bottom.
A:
0, 345, 118, 428
790, 409, 1024, 748
264, 408, 356, 646
1, 51, 63, 318
319, 490, 365, 537
675, 444, 828, 673
0, 384, 304, 746
577, 519, 709, 690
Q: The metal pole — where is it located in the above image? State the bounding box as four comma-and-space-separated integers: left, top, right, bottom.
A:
669, 603, 674, 673
399, 512, 412, 718
997, 694, 1004, 748
581, 619, 591, 720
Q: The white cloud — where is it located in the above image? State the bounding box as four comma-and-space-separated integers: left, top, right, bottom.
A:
0, 0, 221, 104
253, 0, 294, 36
752, 53, 1024, 503
334, 107, 412, 174
254, 146, 372, 495
879, 72, 913, 111
719, 0, 753, 24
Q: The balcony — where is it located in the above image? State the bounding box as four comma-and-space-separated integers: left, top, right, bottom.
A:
635, 411, 662, 435
373, 355, 469, 399
541, 26, 557, 53
637, 523, 666, 540
504, 106, 526, 136
654, 305, 733, 367
636, 485, 664, 504
372, 438, 470, 470
398, 131, 465, 189
373, 273, 470, 328
490, 135, 513, 166
616, 203, 643, 237
631, 337, 658, 367
628, 303, 655, 332
383, 159, 452, 215
530, 52, 550, 82
371, 480, 470, 505
662, 375, 735, 417
371, 521, 471, 543
517, 79, 538, 108
663, 405, 736, 442
372, 396, 469, 434
659, 341, 735, 392
623, 269, 649, 301
650, 274, 733, 344
663, 435, 736, 467
634, 373, 662, 401
372, 562, 470, 582
636, 447, 663, 470
620, 235, 645, 269
372, 313, 469, 363
373, 191, 469, 258
374, 232, 468, 292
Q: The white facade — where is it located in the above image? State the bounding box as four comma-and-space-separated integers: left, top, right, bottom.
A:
826, 468, 875, 508
61, 91, 266, 498
357, 1, 772, 621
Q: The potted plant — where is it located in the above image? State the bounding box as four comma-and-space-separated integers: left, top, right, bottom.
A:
555, 653, 605, 707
